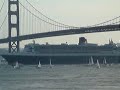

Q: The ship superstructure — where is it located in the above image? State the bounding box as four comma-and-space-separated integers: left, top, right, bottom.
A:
2, 37, 120, 64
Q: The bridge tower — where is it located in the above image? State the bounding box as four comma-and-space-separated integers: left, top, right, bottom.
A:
8, 0, 20, 53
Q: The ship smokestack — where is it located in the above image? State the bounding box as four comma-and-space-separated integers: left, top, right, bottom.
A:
79, 37, 87, 45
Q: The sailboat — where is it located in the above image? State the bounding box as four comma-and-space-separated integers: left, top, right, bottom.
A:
88, 56, 94, 65
14, 61, 20, 69
37, 61, 41, 68
91, 56, 94, 65
50, 58, 54, 68
103, 57, 107, 65
97, 59, 100, 69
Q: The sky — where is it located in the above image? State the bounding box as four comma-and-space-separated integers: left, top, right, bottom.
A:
0, 0, 120, 48
24, 0, 120, 45
30, 0, 120, 26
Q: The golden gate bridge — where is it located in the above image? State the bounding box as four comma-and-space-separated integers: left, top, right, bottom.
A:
0, 0, 120, 54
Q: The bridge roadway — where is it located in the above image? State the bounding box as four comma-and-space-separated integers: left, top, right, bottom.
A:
0, 24, 120, 44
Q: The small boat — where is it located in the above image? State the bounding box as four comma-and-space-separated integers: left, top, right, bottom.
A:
50, 59, 54, 68
97, 59, 100, 69
103, 57, 107, 65
88, 56, 94, 65
91, 56, 94, 65
37, 61, 41, 68
14, 61, 20, 69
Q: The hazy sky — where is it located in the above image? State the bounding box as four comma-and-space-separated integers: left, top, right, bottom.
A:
25, 0, 120, 45
30, 0, 120, 26
0, 0, 120, 48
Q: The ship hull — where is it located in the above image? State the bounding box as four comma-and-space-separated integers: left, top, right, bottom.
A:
2, 55, 120, 65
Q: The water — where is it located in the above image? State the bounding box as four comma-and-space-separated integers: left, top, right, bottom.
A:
0, 64, 120, 90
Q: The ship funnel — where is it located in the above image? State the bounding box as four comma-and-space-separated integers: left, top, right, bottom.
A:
79, 37, 87, 45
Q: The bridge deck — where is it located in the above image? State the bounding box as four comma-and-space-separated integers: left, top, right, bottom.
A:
0, 24, 120, 44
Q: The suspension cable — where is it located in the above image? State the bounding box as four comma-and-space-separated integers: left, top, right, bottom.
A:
25, 0, 78, 28
19, 1, 72, 28
92, 16, 120, 27
0, 13, 7, 30
0, 0, 5, 15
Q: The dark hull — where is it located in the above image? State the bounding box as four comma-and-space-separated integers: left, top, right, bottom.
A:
2, 55, 120, 65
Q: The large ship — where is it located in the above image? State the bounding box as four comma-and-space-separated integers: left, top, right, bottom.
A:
2, 37, 120, 65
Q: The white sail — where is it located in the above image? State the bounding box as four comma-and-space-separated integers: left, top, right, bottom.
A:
97, 59, 100, 68
50, 59, 54, 68
91, 56, 94, 65
14, 61, 20, 69
104, 57, 107, 64
103, 57, 107, 65
38, 61, 41, 68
